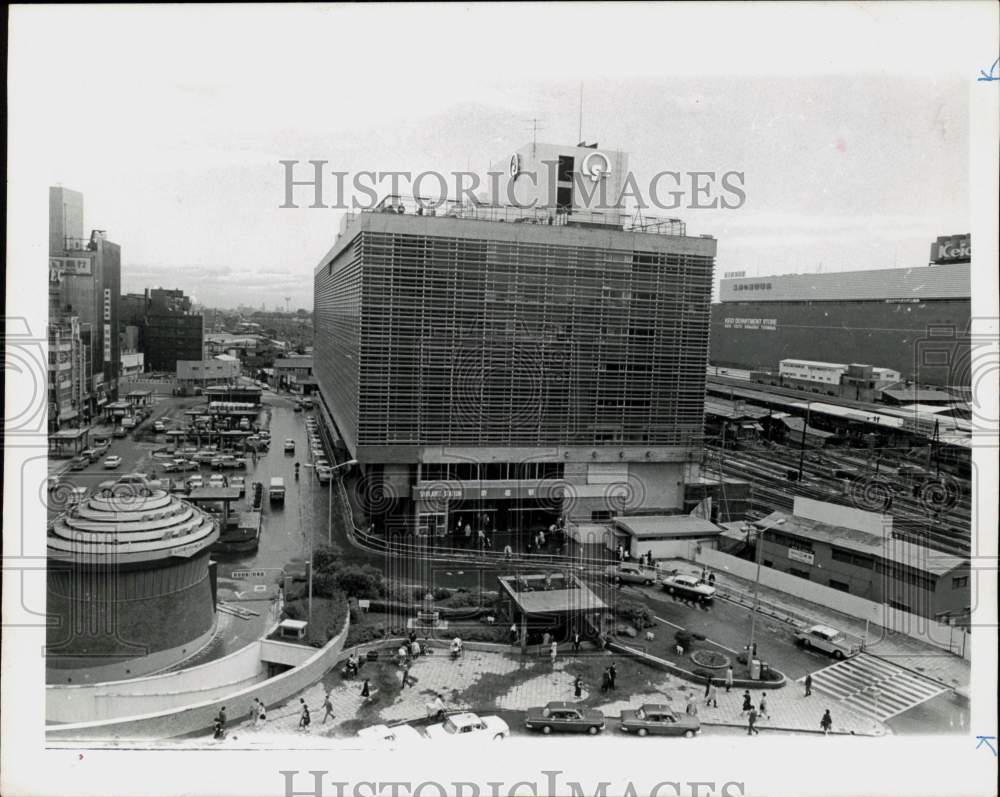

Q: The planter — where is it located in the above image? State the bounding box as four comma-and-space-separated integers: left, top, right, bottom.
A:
689, 650, 730, 670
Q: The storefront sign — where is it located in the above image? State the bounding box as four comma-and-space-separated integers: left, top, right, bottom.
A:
724, 317, 777, 331
930, 234, 970, 264
788, 548, 815, 566
414, 484, 463, 501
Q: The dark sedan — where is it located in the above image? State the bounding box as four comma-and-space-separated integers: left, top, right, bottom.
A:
619, 704, 700, 738
524, 702, 605, 735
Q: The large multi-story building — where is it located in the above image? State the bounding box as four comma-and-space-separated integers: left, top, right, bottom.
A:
709, 237, 971, 387
129, 288, 204, 372
48, 187, 121, 422
314, 143, 715, 537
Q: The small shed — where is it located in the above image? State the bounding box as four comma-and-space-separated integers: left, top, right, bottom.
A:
277, 619, 308, 641
613, 515, 724, 560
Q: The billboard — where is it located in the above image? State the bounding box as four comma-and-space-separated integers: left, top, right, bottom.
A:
930, 234, 971, 264
49, 256, 93, 276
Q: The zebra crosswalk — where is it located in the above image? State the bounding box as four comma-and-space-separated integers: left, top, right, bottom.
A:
806, 653, 949, 721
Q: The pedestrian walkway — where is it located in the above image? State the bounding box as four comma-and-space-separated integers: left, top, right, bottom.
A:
804, 653, 949, 721
221, 647, 885, 741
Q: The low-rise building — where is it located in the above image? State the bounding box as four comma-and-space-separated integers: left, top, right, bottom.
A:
120, 351, 144, 378
754, 497, 969, 624
274, 356, 314, 392
176, 355, 241, 386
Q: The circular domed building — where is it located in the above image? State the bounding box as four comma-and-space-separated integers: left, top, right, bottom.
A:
47, 478, 220, 683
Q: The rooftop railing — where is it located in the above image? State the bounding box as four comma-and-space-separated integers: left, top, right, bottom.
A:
341, 195, 687, 237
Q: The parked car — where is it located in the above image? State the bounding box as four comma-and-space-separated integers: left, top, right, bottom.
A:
660, 573, 717, 602
112, 426, 127, 438
194, 451, 216, 464
619, 704, 700, 738
82, 448, 101, 463
122, 417, 136, 430
238, 418, 251, 431
356, 724, 424, 744
186, 475, 204, 490
233, 457, 248, 470
162, 459, 183, 473
70, 455, 89, 471
292, 404, 303, 413
316, 466, 332, 484
605, 563, 658, 586
103, 455, 122, 469
794, 625, 861, 660
425, 712, 509, 741
208, 474, 227, 489
230, 476, 246, 496
524, 702, 605, 735
92, 437, 111, 454
153, 421, 166, 433
284, 439, 296, 453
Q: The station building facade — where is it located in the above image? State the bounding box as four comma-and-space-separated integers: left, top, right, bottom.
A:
314, 146, 716, 538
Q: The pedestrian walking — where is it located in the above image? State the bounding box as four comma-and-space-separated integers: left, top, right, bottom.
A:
572, 631, 581, 654
409, 639, 421, 658
608, 662, 617, 690
747, 707, 760, 735
685, 695, 698, 717
758, 693, 769, 719
510, 623, 519, 645
573, 675, 583, 698
820, 709, 833, 735
741, 690, 753, 715
706, 683, 719, 708
724, 666, 734, 693
249, 698, 259, 726
401, 662, 414, 688
216, 705, 227, 729
550, 640, 558, 665
361, 679, 371, 699
804, 673, 813, 696
255, 699, 267, 728
704, 678, 712, 698
504, 544, 513, 560
322, 691, 335, 723
298, 698, 311, 731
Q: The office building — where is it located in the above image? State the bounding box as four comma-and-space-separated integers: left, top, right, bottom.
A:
129, 288, 204, 372
48, 187, 121, 421
314, 143, 715, 537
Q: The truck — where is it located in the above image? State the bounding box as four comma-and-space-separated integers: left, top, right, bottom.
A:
269, 477, 286, 504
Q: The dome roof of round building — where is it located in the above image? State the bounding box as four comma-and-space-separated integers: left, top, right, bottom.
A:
48, 483, 219, 563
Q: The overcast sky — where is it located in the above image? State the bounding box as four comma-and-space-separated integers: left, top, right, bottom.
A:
10, 5, 979, 309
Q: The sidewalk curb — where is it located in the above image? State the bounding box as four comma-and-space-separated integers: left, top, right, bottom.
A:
700, 721, 887, 737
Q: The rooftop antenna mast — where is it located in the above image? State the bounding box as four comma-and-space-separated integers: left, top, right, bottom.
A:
578, 82, 584, 144
525, 118, 544, 159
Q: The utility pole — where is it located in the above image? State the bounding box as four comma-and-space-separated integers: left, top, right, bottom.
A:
797, 402, 810, 481
746, 522, 765, 670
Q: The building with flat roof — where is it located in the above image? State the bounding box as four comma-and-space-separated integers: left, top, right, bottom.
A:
49, 187, 121, 422
709, 242, 971, 386
314, 143, 715, 538
176, 355, 241, 386
754, 497, 969, 624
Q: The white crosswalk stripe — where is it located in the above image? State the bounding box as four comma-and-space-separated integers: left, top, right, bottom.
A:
804, 653, 948, 720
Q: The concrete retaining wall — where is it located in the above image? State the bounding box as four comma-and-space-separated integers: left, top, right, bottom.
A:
695, 548, 970, 660
46, 609, 350, 740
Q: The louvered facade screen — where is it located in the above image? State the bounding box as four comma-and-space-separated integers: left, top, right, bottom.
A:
315, 215, 715, 457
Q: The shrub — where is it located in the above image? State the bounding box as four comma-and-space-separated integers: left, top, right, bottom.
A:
283, 603, 302, 620
334, 564, 386, 599
444, 591, 482, 609
433, 587, 452, 601
674, 629, 693, 647
615, 599, 654, 629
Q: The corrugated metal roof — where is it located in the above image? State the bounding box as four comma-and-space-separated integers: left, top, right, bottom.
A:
614, 515, 723, 538
719, 263, 969, 303
757, 510, 966, 576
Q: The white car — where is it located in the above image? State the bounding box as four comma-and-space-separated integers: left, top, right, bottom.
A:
356, 724, 425, 744
284, 439, 295, 453
187, 475, 204, 490
315, 466, 332, 484
208, 474, 227, 489
424, 712, 509, 741
230, 476, 246, 495
153, 421, 166, 433
794, 625, 861, 660
103, 455, 123, 469
659, 573, 717, 602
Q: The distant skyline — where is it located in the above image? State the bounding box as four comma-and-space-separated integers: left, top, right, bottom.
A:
21, 7, 970, 309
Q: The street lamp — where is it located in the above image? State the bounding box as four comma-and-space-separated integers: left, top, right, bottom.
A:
747, 517, 785, 676
300, 458, 358, 628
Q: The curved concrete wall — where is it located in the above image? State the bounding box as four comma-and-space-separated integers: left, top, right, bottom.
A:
46, 608, 349, 741
46, 620, 218, 687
